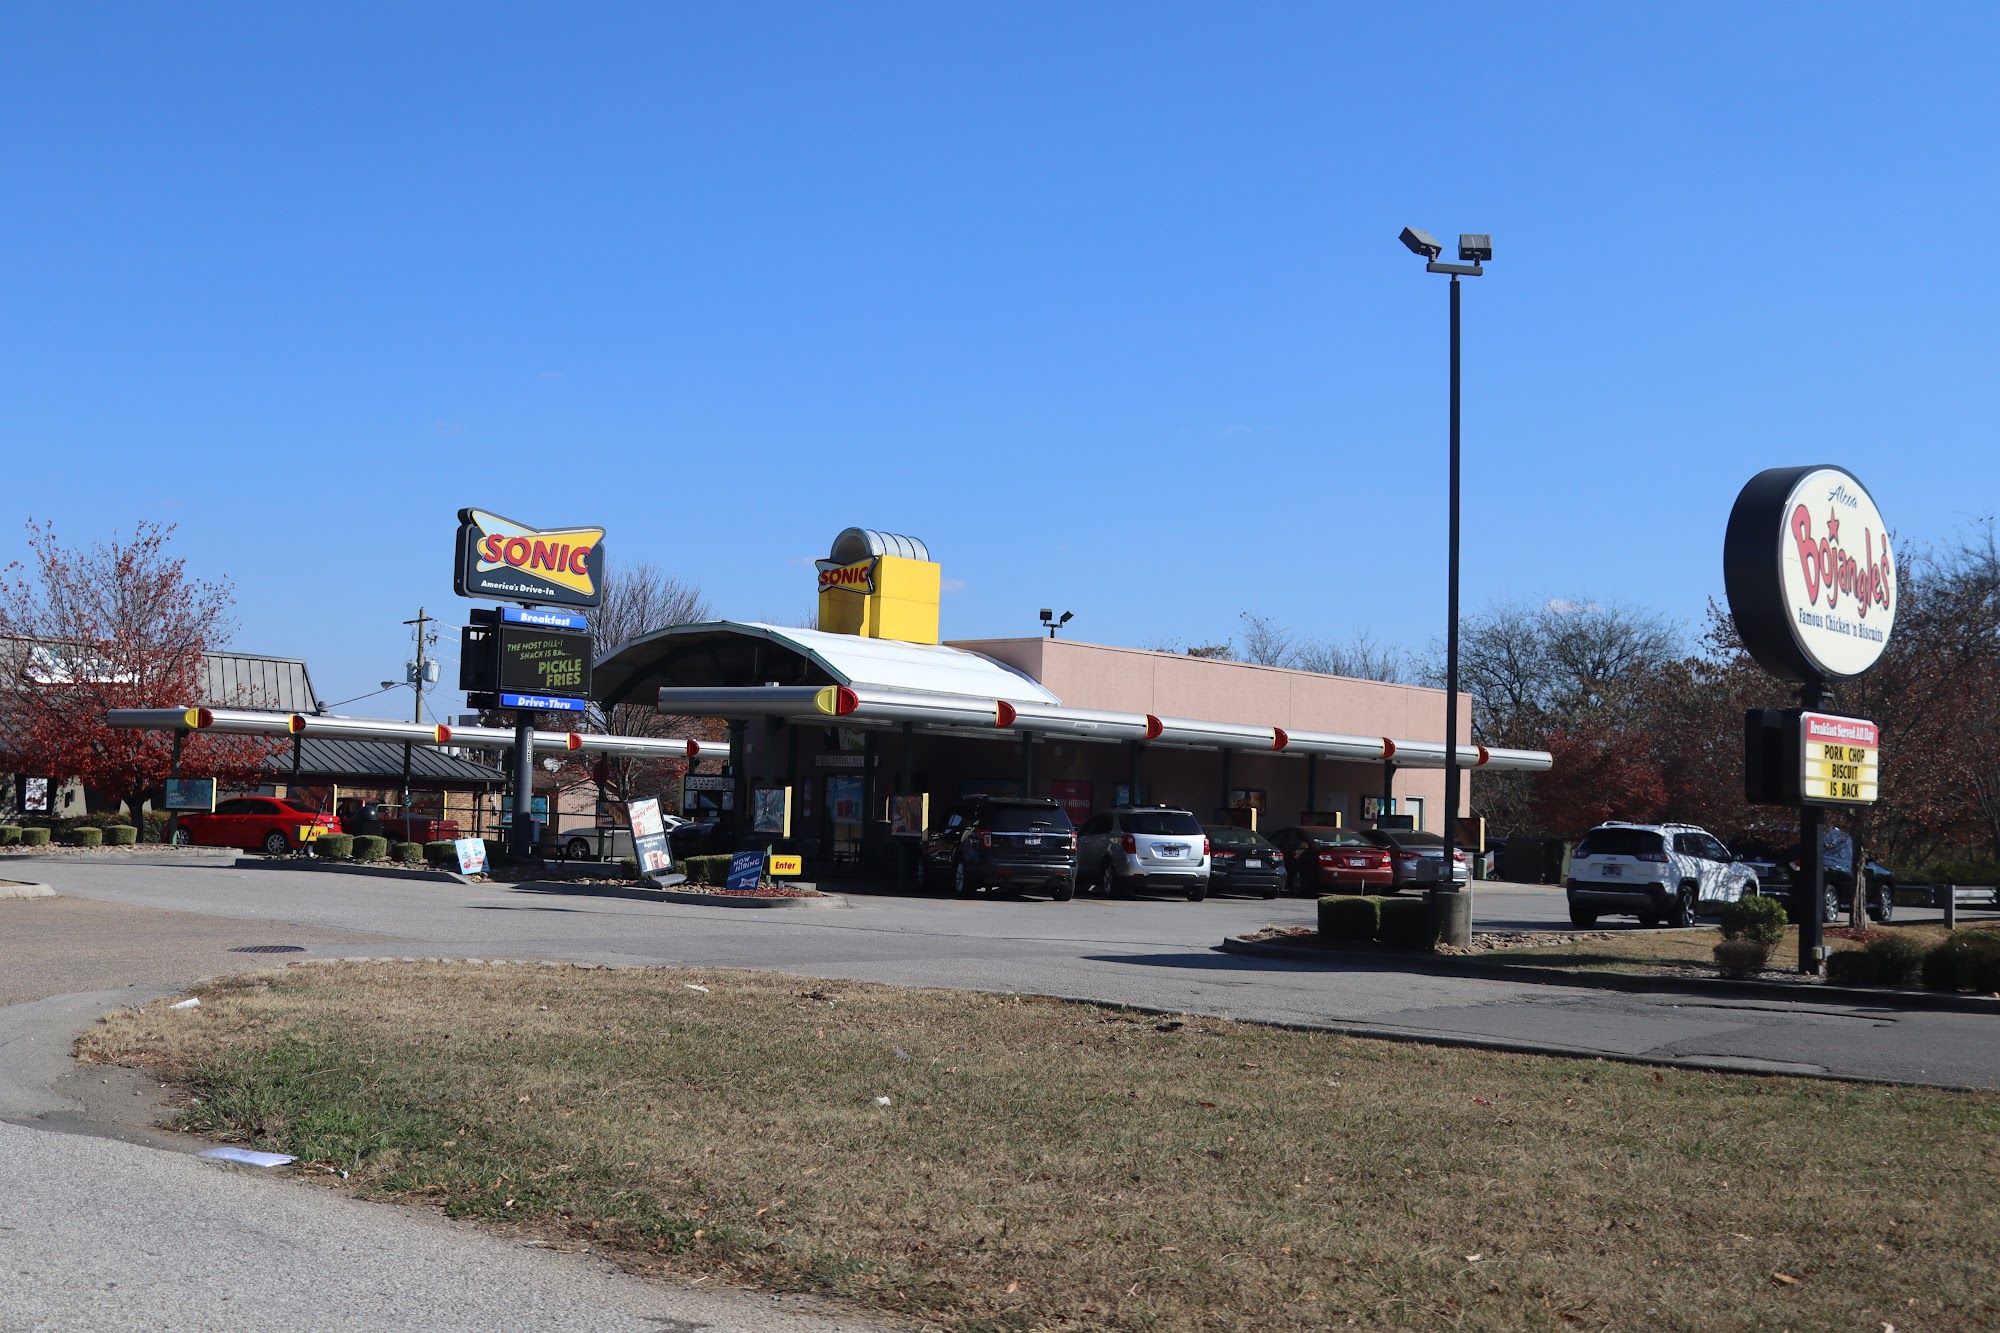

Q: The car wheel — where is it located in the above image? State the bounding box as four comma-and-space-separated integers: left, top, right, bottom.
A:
1868, 890, 1893, 924
1097, 862, 1118, 898
1671, 883, 1697, 929
169, 826, 191, 846
1187, 880, 1207, 903
1824, 885, 1842, 924
1052, 876, 1075, 902
1286, 866, 1304, 897
1261, 881, 1280, 899
953, 858, 973, 898
1568, 900, 1598, 928
262, 830, 290, 856
564, 837, 591, 861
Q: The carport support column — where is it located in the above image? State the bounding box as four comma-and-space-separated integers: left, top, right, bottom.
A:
1220, 746, 1232, 823
161, 729, 187, 845
1127, 741, 1145, 806
896, 720, 914, 893
1380, 761, 1396, 820
726, 720, 749, 847
1021, 730, 1036, 797
1305, 753, 1317, 821
508, 713, 535, 859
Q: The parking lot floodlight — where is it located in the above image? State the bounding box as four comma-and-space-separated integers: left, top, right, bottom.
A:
1457, 234, 1493, 263
1399, 227, 1443, 259
379, 681, 398, 690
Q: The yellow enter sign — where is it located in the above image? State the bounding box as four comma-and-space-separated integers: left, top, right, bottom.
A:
768, 854, 804, 877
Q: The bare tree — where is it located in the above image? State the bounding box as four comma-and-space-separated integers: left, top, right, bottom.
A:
1444, 599, 1680, 745
1292, 629, 1406, 683
1236, 612, 1294, 667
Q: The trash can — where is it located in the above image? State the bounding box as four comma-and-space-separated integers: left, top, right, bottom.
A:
347, 803, 387, 838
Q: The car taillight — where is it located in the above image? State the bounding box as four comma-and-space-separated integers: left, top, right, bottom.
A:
1201, 837, 1210, 857
1394, 850, 1421, 862
980, 832, 992, 849
1638, 851, 1669, 863
1453, 851, 1467, 862
1068, 832, 1077, 850
1319, 851, 1340, 864
1121, 834, 1136, 854
1272, 851, 1285, 864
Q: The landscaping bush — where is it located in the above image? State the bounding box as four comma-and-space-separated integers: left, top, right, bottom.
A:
350, 835, 389, 862
1720, 894, 1789, 946
1377, 897, 1434, 949
0, 826, 20, 846
1714, 939, 1772, 979
19, 827, 50, 847
1864, 933, 1927, 987
483, 839, 505, 868
617, 858, 640, 881
1922, 932, 2000, 993
680, 854, 734, 888
312, 833, 355, 860
392, 841, 424, 863
424, 840, 457, 867
1823, 948, 1880, 985
1318, 895, 1382, 941
1916, 856, 2000, 889
103, 825, 138, 846
61, 826, 104, 848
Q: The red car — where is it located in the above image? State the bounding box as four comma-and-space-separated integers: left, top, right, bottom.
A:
171, 797, 342, 855
1269, 826, 1394, 894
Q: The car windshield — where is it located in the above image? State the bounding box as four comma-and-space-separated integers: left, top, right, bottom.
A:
1125, 811, 1202, 836
986, 806, 1073, 832
1576, 828, 1665, 857
1204, 826, 1271, 849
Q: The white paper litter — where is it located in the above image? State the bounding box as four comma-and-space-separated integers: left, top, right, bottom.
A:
683, 983, 709, 993
199, 1147, 295, 1168
872, 1096, 892, 1107
170, 998, 201, 1010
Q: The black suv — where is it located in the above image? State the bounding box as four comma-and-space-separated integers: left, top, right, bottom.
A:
921, 796, 1077, 899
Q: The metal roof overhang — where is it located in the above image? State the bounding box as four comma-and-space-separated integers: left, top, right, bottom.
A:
106, 708, 731, 761
652, 687, 1552, 772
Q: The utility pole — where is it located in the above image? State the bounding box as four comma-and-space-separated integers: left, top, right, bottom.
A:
401, 607, 435, 819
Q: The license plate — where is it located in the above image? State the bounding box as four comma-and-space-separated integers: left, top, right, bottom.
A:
1025, 837, 1042, 846
1601, 864, 1623, 877
1245, 859, 1262, 869
1158, 845, 1184, 858
1348, 857, 1368, 867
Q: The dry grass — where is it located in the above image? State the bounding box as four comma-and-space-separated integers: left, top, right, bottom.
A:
1478, 922, 1969, 975
81, 963, 2000, 1332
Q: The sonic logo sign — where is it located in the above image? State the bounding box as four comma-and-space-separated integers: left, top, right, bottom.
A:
454, 508, 605, 609
816, 557, 877, 596
1725, 465, 1897, 682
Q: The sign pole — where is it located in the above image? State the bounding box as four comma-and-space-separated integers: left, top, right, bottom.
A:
1798, 683, 1826, 975
162, 728, 185, 846
510, 711, 536, 859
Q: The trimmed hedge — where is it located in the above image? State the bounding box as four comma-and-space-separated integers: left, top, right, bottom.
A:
483, 839, 505, 868
1378, 897, 1433, 949
1865, 933, 1927, 987
617, 858, 640, 880
1923, 931, 2000, 993
392, 841, 423, 863
103, 825, 138, 846
0, 826, 20, 846
424, 840, 457, 867
1720, 894, 1788, 946
1319, 895, 1382, 941
1714, 939, 1772, 979
20, 827, 51, 847
351, 835, 389, 862
61, 826, 104, 848
1823, 948, 1879, 986
312, 833, 355, 860
680, 854, 735, 887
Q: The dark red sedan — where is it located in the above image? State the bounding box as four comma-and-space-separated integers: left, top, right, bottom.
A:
1269, 825, 1394, 895
171, 797, 342, 855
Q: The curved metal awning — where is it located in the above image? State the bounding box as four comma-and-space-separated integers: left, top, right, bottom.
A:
106, 708, 730, 761
594, 621, 1061, 710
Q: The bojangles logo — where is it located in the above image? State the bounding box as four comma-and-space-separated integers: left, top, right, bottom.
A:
1791, 503, 1894, 618
816, 557, 877, 595
464, 508, 603, 598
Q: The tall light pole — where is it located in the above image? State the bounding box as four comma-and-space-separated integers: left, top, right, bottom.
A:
1399, 227, 1490, 949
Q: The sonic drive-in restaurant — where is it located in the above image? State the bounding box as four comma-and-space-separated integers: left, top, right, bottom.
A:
594, 528, 1551, 871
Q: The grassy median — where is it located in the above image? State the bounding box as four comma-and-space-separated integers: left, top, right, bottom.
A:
82, 963, 2000, 1332
1479, 922, 1966, 975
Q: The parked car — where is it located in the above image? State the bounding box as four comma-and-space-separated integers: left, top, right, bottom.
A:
1565, 822, 1758, 928
340, 802, 460, 844
1202, 825, 1285, 898
668, 818, 732, 859
921, 796, 1077, 898
1075, 806, 1210, 901
1268, 825, 1391, 895
1738, 829, 1895, 924
171, 796, 342, 855
1360, 829, 1471, 890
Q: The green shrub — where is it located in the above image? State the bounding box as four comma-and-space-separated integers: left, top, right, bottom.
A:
680, 854, 734, 887
103, 825, 138, 846
1720, 894, 1789, 946
312, 833, 355, 860
19, 827, 50, 847
1714, 939, 1772, 979
61, 826, 104, 848
1923, 932, 2000, 993
618, 857, 641, 881
1823, 949, 1881, 986
1378, 897, 1434, 949
424, 840, 457, 867
1865, 933, 1927, 987
350, 835, 388, 862
483, 839, 505, 868
392, 841, 423, 863
1916, 857, 2000, 888
0, 826, 20, 846
1318, 895, 1382, 941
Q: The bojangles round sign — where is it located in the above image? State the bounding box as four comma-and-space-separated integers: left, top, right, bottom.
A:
1723, 464, 1897, 682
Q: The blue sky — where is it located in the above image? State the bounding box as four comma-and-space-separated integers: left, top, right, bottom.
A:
3, 4, 1994, 716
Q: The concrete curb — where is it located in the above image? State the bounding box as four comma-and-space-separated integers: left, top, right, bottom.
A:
1218, 934, 2000, 1017
498, 879, 847, 909
0, 881, 56, 901
651, 887, 848, 910
230, 857, 470, 885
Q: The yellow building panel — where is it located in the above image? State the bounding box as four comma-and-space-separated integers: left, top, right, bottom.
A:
816, 554, 941, 644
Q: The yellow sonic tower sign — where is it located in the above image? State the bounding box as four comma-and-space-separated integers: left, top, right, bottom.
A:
815, 529, 941, 644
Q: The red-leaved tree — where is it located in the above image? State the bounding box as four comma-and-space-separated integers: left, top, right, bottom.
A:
1, 521, 276, 837
1528, 723, 1670, 841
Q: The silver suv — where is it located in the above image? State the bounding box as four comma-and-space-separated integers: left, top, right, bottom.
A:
1075, 806, 1211, 901
1566, 822, 1758, 928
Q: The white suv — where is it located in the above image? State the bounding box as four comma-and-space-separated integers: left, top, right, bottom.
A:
1565, 822, 1758, 928
1075, 806, 1211, 901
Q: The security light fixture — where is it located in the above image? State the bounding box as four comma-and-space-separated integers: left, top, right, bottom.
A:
1457, 234, 1493, 263
1399, 227, 1443, 259
1041, 608, 1075, 639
